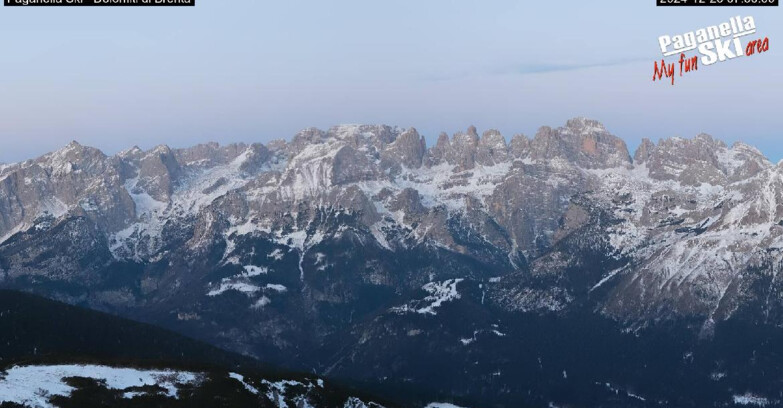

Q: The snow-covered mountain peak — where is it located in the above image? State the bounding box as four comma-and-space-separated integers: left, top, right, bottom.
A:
565, 116, 608, 134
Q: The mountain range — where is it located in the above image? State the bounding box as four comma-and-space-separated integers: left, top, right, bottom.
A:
2, 118, 783, 407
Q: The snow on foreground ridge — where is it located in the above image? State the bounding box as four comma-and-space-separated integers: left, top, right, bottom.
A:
0, 364, 393, 408
0, 363, 458, 408
733, 393, 771, 406
0, 364, 200, 407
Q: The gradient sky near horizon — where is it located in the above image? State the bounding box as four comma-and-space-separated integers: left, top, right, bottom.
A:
0, 1, 781, 163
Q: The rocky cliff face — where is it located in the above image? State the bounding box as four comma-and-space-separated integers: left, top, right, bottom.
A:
2, 118, 783, 407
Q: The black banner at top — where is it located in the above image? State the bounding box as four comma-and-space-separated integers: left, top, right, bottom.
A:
658, 0, 777, 5
5, 0, 194, 6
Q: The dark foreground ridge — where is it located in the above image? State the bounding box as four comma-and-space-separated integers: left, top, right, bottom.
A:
0, 290, 394, 408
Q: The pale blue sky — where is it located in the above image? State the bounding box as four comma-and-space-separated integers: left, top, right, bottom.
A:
0, 1, 781, 163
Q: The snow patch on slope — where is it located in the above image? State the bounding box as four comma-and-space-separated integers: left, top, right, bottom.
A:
392, 279, 464, 316
207, 281, 261, 297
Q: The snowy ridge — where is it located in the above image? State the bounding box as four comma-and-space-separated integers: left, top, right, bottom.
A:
589, 136, 783, 322
0, 365, 200, 408
109, 145, 266, 259
227, 371, 387, 408
0, 364, 390, 408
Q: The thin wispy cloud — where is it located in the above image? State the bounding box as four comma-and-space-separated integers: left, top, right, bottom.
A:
420, 57, 648, 82
514, 58, 649, 75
